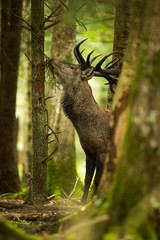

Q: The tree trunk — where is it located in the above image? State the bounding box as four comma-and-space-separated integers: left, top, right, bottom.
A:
47, 0, 77, 195
0, 0, 22, 193
101, 0, 131, 195
100, 0, 160, 238
107, 0, 131, 110
28, 0, 48, 204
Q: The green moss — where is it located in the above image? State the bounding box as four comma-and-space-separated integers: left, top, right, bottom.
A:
150, 51, 160, 84
2, 188, 29, 200
130, 47, 146, 104
47, 156, 60, 195
0, 216, 43, 240
65, 54, 72, 63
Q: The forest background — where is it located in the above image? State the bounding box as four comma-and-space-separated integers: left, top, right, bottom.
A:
0, 0, 160, 239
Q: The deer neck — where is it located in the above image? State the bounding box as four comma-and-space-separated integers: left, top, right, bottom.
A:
61, 81, 98, 123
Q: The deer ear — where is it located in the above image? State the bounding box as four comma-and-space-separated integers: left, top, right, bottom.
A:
81, 68, 94, 81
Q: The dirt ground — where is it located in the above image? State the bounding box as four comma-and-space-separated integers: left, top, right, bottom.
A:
0, 197, 83, 236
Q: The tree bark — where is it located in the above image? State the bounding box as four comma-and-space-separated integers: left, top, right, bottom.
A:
101, 0, 131, 190
107, 0, 131, 110
0, 0, 22, 193
99, 0, 160, 238
47, 0, 77, 195
28, 0, 48, 204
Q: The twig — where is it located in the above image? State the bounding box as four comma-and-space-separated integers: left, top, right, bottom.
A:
44, 20, 60, 30
42, 146, 58, 164
43, 5, 61, 26
45, 96, 56, 101
61, 188, 69, 198
68, 177, 80, 199
58, 0, 87, 31
75, 3, 87, 13
21, 25, 31, 31
61, 177, 80, 200
0, 193, 15, 199
44, 2, 53, 11
47, 194, 55, 201
46, 124, 61, 143
24, 53, 32, 64
48, 140, 55, 144
7, 8, 32, 28
58, 0, 68, 9
74, 17, 87, 31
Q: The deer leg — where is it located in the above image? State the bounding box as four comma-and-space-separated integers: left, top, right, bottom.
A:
81, 156, 95, 203
94, 160, 104, 194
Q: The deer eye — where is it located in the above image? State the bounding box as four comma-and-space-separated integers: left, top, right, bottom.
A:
70, 66, 75, 70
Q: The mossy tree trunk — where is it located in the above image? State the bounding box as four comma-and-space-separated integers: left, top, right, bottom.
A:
0, 0, 22, 193
107, 0, 131, 110
100, 0, 160, 238
28, 0, 48, 204
101, 0, 132, 194
47, 0, 77, 196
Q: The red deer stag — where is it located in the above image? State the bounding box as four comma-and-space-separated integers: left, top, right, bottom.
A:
48, 39, 120, 203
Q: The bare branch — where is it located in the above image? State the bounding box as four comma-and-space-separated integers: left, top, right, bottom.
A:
45, 96, 56, 101
47, 194, 55, 201
0, 193, 15, 199
44, 20, 60, 30
61, 188, 69, 198
68, 176, 80, 199
43, 5, 61, 26
75, 3, 87, 13
21, 25, 31, 31
7, 8, 32, 28
44, 2, 53, 11
58, 0, 68, 10
46, 124, 61, 143
42, 146, 58, 164
24, 53, 32, 64
58, 0, 87, 31
74, 17, 87, 31
48, 140, 55, 144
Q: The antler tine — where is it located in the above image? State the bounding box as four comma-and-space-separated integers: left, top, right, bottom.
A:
81, 49, 85, 54
104, 75, 118, 93
105, 58, 117, 68
94, 52, 115, 71
86, 50, 95, 67
105, 58, 120, 69
93, 52, 121, 76
74, 38, 88, 66
90, 54, 102, 64
104, 74, 118, 93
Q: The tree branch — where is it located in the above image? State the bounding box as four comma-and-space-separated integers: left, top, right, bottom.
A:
43, 5, 61, 26
42, 146, 58, 164
44, 21, 60, 30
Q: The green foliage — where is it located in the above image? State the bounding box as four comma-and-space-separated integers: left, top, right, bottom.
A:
1, 188, 29, 200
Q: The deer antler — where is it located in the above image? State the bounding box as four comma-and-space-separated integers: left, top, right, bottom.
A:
74, 39, 121, 93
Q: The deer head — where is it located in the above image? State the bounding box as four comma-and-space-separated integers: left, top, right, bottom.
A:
48, 38, 120, 93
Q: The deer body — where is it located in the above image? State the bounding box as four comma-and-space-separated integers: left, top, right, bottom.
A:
49, 40, 120, 203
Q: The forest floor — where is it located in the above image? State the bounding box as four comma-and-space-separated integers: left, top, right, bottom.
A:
0, 196, 83, 237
